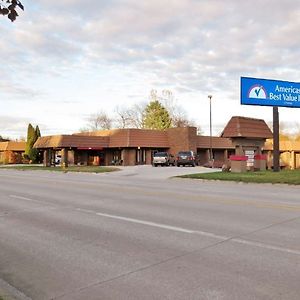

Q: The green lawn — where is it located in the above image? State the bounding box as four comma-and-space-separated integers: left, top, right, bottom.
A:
180, 169, 300, 185
0, 165, 119, 173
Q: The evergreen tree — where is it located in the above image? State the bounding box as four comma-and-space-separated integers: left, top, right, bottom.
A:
142, 100, 172, 130
35, 125, 41, 138
25, 123, 40, 163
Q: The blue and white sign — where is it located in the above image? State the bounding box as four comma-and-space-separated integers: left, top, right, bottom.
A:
241, 77, 300, 108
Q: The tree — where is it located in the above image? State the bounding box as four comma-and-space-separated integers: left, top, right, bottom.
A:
114, 103, 146, 129
150, 89, 199, 129
114, 106, 132, 129
83, 111, 112, 131
142, 100, 172, 130
25, 123, 40, 163
36, 125, 41, 138
0, 0, 24, 22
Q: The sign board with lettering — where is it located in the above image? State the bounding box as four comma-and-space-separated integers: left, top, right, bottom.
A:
241, 77, 300, 108
245, 150, 255, 167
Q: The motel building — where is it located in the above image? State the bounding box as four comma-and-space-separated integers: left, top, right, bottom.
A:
31, 116, 294, 170
0, 140, 26, 164
1, 116, 300, 170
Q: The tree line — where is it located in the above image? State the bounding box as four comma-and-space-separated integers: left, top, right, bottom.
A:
81, 90, 202, 133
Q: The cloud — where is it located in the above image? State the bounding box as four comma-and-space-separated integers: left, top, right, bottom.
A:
0, 115, 31, 138
0, 80, 43, 99
1, 0, 300, 137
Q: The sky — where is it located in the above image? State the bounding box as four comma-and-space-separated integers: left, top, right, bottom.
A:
1, 0, 300, 139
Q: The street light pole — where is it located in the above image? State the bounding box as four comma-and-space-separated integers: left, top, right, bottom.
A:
208, 95, 213, 166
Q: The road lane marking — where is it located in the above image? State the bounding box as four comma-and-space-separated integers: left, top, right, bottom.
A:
76, 208, 194, 233
0, 278, 32, 300
194, 230, 230, 240
232, 238, 300, 256
95, 212, 195, 233
9, 195, 40, 203
76, 208, 300, 256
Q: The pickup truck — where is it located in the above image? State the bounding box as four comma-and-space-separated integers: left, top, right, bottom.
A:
152, 152, 176, 167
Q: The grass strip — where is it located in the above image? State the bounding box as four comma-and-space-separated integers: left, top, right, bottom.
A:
180, 169, 300, 185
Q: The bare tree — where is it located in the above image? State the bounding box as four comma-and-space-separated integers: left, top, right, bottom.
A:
114, 106, 133, 129
150, 89, 201, 129
114, 103, 146, 129
0, 0, 24, 22
84, 111, 113, 131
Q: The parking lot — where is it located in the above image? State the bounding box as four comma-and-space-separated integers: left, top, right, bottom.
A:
107, 165, 220, 180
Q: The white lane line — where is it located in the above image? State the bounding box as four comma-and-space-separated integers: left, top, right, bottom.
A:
76, 209, 194, 233
76, 208, 300, 256
0, 278, 32, 300
232, 238, 300, 256
9, 195, 40, 203
95, 212, 195, 233
76, 208, 96, 214
194, 230, 229, 240
76, 208, 227, 238
76, 208, 228, 239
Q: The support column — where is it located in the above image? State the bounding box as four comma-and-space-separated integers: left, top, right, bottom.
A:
82, 152, 88, 166
291, 151, 296, 170
68, 150, 75, 165
61, 148, 68, 168
43, 149, 51, 167
146, 149, 152, 165
206, 149, 210, 164
224, 149, 228, 163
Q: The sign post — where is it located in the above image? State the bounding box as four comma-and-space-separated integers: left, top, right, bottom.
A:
241, 77, 300, 172
273, 107, 280, 172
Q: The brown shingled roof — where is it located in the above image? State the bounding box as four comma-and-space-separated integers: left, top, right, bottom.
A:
34, 135, 109, 149
0, 141, 26, 151
73, 128, 169, 148
197, 136, 234, 149
221, 116, 273, 139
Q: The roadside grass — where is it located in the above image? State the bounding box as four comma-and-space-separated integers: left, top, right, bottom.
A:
179, 169, 300, 185
0, 165, 119, 173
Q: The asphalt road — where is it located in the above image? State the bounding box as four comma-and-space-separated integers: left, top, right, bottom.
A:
0, 167, 300, 300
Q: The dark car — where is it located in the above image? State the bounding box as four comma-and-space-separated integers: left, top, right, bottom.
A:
176, 151, 198, 167
152, 152, 176, 167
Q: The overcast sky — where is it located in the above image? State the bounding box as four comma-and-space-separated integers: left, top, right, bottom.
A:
1, 0, 300, 139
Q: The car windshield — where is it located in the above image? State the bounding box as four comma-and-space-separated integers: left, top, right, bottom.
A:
154, 152, 168, 157
178, 151, 192, 156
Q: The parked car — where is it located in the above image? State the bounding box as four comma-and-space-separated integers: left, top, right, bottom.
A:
152, 152, 176, 167
176, 151, 198, 167
55, 155, 61, 165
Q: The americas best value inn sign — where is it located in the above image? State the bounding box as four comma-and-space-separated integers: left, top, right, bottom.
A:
241, 77, 300, 108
